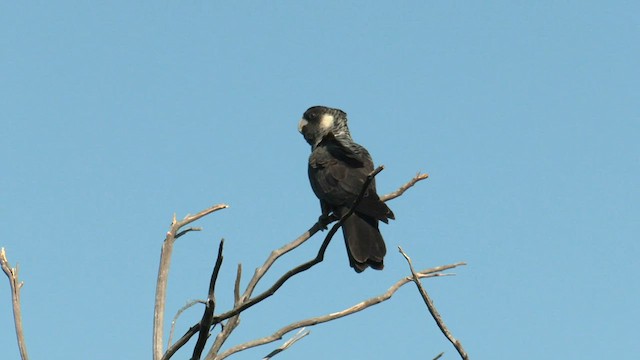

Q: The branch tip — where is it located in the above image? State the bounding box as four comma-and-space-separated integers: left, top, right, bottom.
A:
399, 248, 468, 360
1, 248, 30, 360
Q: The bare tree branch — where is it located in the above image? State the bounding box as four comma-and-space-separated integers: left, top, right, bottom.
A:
1, 248, 29, 360
153, 204, 229, 360
399, 247, 468, 360
164, 256, 235, 360
262, 328, 310, 360
205, 264, 243, 359
163, 325, 200, 360
176, 227, 203, 239
241, 222, 324, 303
233, 264, 242, 305
381, 172, 429, 202
215, 262, 465, 359
191, 239, 225, 360
168, 300, 206, 348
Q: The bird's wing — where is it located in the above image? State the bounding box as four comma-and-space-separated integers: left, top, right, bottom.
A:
309, 141, 393, 222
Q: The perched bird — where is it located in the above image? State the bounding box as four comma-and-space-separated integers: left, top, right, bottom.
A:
298, 106, 394, 272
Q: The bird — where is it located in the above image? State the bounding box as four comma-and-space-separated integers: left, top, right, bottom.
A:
298, 105, 394, 272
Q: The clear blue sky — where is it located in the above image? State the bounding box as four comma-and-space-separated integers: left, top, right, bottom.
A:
2, 2, 638, 359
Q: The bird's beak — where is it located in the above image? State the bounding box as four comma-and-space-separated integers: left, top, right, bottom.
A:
298, 118, 308, 133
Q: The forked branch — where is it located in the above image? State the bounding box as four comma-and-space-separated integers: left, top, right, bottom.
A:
215, 262, 465, 359
399, 247, 468, 360
153, 204, 229, 360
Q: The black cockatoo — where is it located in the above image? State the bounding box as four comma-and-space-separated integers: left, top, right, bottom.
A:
298, 106, 394, 272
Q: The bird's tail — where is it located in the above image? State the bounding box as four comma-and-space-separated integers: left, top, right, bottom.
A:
341, 212, 387, 273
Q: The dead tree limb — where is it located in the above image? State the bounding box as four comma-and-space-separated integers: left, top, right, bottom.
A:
1, 248, 30, 360
215, 262, 465, 359
168, 299, 205, 348
262, 328, 310, 360
191, 239, 226, 360
381, 172, 428, 202
399, 247, 469, 360
207, 264, 243, 357
153, 204, 229, 360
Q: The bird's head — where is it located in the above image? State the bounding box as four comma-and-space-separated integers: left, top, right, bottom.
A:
298, 106, 351, 147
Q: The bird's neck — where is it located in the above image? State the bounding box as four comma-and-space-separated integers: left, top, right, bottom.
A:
314, 131, 353, 149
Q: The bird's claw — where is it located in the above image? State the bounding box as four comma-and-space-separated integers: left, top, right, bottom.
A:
317, 213, 337, 230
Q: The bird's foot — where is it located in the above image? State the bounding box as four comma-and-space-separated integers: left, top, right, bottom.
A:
317, 213, 338, 230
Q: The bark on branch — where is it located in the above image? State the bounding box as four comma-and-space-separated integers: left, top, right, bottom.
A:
215, 262, 466, 359
153, 204, 229, 360
191, 239, 225, 360
1, 248, 30, 360
262, 328, 310, 360
399, 247, 469, 360
381, 172, 429, 202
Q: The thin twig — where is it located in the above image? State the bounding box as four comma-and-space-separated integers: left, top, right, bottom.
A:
163, 324, 200, 360
433, 352, 445, 360
191, 239, 225, 360
233, 264, 242, 306
1, 248, 29, 360
176, 227, 203, 239
215, 262, 465, 359
262, 328, 311, 359
205, 264, 243, 359
381, 172, 429, 202
153, 204, 229, 360
399, 247, 468, 360
168, 300, 206, 348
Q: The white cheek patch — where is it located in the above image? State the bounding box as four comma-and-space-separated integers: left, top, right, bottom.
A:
298, 118, 308, 133
320, 114, 334, 130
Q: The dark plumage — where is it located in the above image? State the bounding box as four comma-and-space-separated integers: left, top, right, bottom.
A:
298, 106, 394, 272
